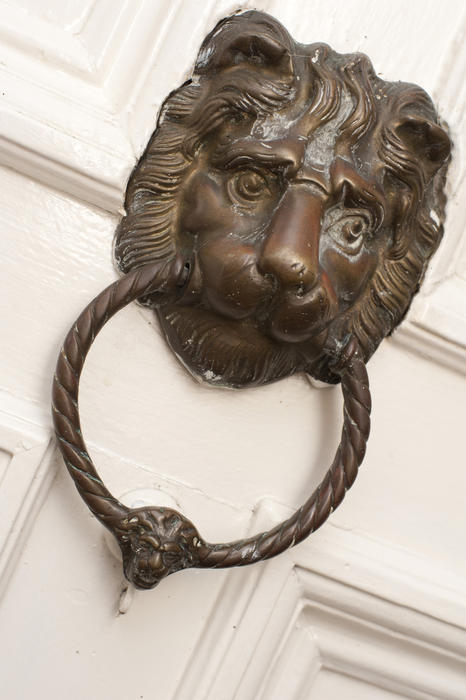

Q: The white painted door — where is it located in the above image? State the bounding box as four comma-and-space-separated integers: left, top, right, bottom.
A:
0, 2, 465, 698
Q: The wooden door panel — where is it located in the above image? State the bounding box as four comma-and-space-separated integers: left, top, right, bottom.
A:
0, 2, 465, 698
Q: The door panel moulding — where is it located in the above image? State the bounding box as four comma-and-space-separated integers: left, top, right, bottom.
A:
175, 500, 466, 700
0, 390, 56, 601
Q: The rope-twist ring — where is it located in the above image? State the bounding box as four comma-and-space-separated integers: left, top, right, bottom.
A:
52, 257, 371, 589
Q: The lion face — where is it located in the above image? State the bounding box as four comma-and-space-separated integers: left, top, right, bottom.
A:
117, 507, 199, 589
158, 93, 388, 386
116, 11, 451, 387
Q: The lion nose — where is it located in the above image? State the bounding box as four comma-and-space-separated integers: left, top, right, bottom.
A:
258, 184, 323, 294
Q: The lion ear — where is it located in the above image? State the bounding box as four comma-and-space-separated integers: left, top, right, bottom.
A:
394, 116, 451, 180
195, 11, 293, 76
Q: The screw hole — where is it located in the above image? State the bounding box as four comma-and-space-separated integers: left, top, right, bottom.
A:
178, 260, 191, 287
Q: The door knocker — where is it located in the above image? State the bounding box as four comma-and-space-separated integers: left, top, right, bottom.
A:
52, 11, 451, 590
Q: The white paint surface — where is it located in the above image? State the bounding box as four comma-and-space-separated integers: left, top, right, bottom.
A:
0, 1, 465, 698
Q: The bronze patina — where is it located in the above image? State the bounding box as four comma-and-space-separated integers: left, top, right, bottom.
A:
52, 11, 451, 589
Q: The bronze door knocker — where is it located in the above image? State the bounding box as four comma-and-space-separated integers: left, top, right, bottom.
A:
52, 11, 451, 590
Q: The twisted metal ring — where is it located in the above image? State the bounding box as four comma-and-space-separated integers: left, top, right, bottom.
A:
52, 257, 371, 589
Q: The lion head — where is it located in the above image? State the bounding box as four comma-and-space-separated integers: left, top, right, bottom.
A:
116, 507, 200, 589
115, 11, 451, 387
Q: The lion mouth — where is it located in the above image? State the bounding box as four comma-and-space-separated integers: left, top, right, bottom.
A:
258, 283, 337, 343
178, 254, 337, 347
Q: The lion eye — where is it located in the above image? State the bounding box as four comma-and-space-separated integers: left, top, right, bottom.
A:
325, 211, 372, 254
228, 170, 270, 204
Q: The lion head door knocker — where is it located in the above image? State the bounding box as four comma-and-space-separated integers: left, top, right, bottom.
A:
52, 11, 451, 590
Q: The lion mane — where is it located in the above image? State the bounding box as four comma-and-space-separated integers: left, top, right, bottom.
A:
115, 11, 450, 384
